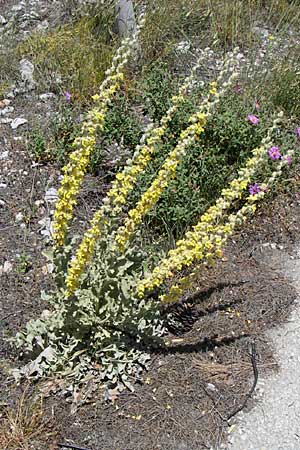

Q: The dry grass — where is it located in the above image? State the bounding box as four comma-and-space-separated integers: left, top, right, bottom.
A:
11, 0, 300, 103
0, 388, 56, 450
0, 0, 294, 111
139, 0, 300, 59
16, 14, 117, 101
192, 357, 277, 385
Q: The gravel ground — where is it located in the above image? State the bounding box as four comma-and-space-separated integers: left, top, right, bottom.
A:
227, 246, 300, 450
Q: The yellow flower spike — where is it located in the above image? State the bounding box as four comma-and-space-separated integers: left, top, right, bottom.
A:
114, 59, 243, 251
51, 18, 149, 248
116, 57, 240, 250
104, 53, 216, 211
65, 208, 106, 296
52, 79, 124, 247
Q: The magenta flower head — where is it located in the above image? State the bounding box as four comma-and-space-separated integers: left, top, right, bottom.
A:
249, 183, 261, 196
247, 114, 259, 125
64, 91, 71, 102
295, 127, 300, 138
268, 146, 281, 160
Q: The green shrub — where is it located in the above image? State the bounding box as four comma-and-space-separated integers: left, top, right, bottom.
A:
136, 62, 178, 121
50, 104, 82, 163
27, 129, 47, 162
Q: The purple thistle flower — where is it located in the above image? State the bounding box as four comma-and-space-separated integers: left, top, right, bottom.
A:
247, 114, 259, 125
64, 91, 71, 102
268, 146, 281, 160
295, 127, 300, 138
249, 183, 261, 195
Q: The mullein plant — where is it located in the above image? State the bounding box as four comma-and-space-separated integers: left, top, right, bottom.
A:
65, 48, 241, 296
13, 28, 297, 394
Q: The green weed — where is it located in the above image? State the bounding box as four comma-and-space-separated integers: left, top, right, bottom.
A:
28, 104, 81, 164
27, 129, 47, 161
15, 253, 32, 275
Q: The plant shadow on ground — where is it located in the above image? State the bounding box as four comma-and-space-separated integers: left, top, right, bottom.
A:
1, 147, 300, 450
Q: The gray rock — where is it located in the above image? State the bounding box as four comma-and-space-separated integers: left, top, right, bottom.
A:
0, 15, 7, 25
19, 58, 36, 90
0, 261, 13, 275
36, 20, 49, 32
0, 150, 9, 160
39, 92, 56, 102
15, 212, 24, 223
10, 117, 28, 130
0, 118, 13, 124
11, 5, 24, 12
0, 106, 14, 116
44, 187, 58, 203
207, 383, 217, 392
6, 91, 15, 99
175, 41, 191, 53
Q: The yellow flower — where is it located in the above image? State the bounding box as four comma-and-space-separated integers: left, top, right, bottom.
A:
209, 81, 217, 95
